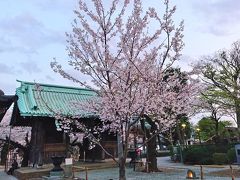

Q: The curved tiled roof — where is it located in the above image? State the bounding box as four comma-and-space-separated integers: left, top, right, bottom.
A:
15, 80, 97, 117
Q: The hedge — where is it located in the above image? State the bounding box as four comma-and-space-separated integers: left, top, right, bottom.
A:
212, 153, 227, 165
182, 143, 238, 165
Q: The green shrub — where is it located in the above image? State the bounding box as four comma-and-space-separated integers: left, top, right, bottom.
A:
227, 148, 236, 164
179, 144, 237, 165
212, 153, 227, 165
201, 157, 214, 165
183, 146, 212, 165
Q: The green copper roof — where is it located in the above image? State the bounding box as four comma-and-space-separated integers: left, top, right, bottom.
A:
16, 80, 97, 117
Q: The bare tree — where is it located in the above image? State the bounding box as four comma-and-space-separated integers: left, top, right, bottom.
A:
194, 41, 240, 129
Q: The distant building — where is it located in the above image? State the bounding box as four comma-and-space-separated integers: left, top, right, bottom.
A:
0, 89, 17, 121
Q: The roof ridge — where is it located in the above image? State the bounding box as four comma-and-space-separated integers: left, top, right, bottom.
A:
15, 80, 97, 118
16, 79, 95, 92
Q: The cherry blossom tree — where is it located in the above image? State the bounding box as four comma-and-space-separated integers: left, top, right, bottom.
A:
0, 109, 31, 167
50, 0, 194, 179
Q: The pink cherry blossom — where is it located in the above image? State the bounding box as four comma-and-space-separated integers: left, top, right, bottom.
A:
50, 0, 194, 179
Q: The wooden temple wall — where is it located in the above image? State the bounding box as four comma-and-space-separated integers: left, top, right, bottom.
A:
29, 119, 117, 165
43, 143, 66, 163
29, 119, 67, 165
29, 120, 45, 166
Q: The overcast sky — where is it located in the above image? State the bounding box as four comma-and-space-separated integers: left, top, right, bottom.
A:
1, 0, 240, 95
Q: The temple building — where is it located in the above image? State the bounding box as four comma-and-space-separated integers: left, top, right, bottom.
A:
8, 80, 117, 166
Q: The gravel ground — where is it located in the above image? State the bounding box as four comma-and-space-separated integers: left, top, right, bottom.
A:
1, 156, 240, 180
75, 167, 238, 180
74, 156, 240, 180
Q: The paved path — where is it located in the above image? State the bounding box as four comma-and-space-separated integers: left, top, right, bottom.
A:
157, 156, 236, 172
0, 156, 238, 179
74, 157, 238, 180
0, 169, 17, 180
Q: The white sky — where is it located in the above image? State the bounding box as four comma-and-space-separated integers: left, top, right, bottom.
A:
1, 0, 240, 108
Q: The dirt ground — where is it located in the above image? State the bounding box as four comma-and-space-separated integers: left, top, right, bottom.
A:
138, 167, 183, 173
208, 168, 240, 178
158, 167, 183, 173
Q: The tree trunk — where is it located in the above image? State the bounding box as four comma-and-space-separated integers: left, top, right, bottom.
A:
214, 119, 220, 144
119, 157, 126, 180
21, 148, 30, 167
146, 132, 158, 172
235, 103, 240, 129
0, 142, 8, 165
176, 124, 184, 145
215, 120, 219, 137
140, 115, 158, 172
117, 133, 126, 180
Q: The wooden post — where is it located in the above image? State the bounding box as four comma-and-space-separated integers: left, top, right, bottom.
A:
5, 125, 12, 172
146, 161, 149, 173
72, 166, 75, 179
230, 165, 235, 180
200, 165, 203, 180
85, 167, 88, 180
84, 151, 86, 162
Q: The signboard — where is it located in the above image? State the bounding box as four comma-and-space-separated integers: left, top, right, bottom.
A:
235, 144, 240, 164
65, 158, 73, 165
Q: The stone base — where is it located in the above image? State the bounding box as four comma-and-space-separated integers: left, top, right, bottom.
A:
64, 165, 73, 178
14, 167, 50, 180
50, 170, 64, 177
42, 175, 64, 180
